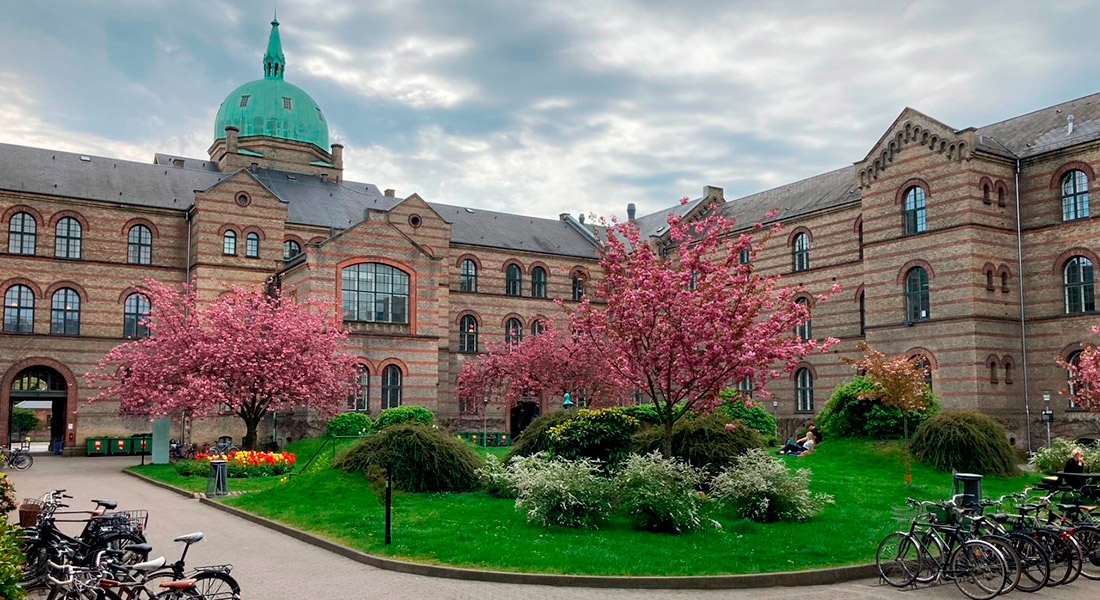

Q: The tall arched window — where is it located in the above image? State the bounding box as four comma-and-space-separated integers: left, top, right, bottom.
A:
914, 356, 933, 391
127, 224, 152, 265
738, 377, 754, 400
381, 365, 402, 409
857, 220, 864, 260
283, 239, 302, 261
531, 266, 547, 298
348, 365, 370, 412
245, 232, 260, 258
505, 317, 523, 346
858, 291, 866, 337
1062, 170, 1090, 221
8, 212, 36, 255
54, 217, 82, 259
571, 272, 585, 301
906, 267, 930, 322
505, 264, 522, 296
3, 284, 34, 333
904, 186, 927, 234
1064, 256, 1095, 314
341, 263, 410, 324
123, 293, 151, 339
1068, 350, 1083, 409
460, 259, 478, 292
796, 368, 814, 412
792, 233, 810, 272
531, 319, 545, 336
222, 230, 237, 255
460, 315, 479, 353
795, 298, 811, 341
50, 288, 80, 335
739, 248, 751, 264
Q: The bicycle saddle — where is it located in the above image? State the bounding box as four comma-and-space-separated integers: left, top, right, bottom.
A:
132, 556, 167, 572
173, 532, 204, 544
989, 513, 1010, 524
91, 499, 118, 510
124, 543, 152, 556
1057, 503, 1079, 511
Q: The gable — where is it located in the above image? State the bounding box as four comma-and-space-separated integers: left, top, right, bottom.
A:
856, 107, 977, 188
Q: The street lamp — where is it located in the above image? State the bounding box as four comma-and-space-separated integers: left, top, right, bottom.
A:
481, 394, 490, 447
1041, 390, 1053, 448
563, 392, 574, 410
772, 401, 779, 440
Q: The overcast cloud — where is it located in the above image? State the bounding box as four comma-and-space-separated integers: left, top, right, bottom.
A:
0, 0, 1096, 219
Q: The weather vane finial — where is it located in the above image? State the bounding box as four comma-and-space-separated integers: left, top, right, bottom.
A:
273, 2, 278, 24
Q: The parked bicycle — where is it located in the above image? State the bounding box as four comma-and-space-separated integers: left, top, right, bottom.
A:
169, 439, 196, 461
1, 444, 33, 470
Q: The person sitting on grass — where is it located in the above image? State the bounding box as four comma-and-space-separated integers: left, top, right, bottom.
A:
1064, 447, 1086, 474
779, 423, 819, 456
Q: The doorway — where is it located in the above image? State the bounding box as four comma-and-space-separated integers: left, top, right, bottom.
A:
8, 366, 67, 451
509, 401, 541, 438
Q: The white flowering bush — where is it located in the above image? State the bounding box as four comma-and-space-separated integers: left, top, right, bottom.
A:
476, 454, 517, 498
710, 448, 833, 522
615, 452, 712, 533
1029, 437, 1100, 474
509, 453, 613, 529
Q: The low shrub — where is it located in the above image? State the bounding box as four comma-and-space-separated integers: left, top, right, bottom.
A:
718, 391, 778, 440
1030, 437, 1100, 474
476, 454, 517, 498
505, 410, 576, 460
816, 376, 939, 440
710, 448, 834, 522
334, 424, 481, 493
174, 459, 209, 477
604, 405, 662, 425
373, 406, 434, 431
325, 412, 373, 437
633, 415, 764, 472
910, 411, 1019, 477
0, 517, 24, 600
548, 409, 640, 467
510, 453, 613, 529
0, 473, 16, 514
615, 452, 710, 533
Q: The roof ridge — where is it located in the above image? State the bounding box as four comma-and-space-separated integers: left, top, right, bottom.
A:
730, 165, 854, 203
427, 201, 576, 225
0, 141, 160, 171
977, 90, 1100, 131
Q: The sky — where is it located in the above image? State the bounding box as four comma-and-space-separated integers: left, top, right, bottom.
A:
1, 0, 1098, 220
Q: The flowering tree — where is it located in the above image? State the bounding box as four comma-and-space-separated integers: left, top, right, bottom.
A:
86, 280, 359, 449
570, 201, 838, 457
457, 323, 630, 412
843, 342, 931, 485
1059, 326, 1100, 410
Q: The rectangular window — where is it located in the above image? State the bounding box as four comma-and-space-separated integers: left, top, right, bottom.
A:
240, 95, 250, 107
283, 97, 293, 109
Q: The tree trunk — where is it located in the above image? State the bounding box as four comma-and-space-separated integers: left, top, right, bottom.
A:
242, 414, 262, 451
902, 415, 912, 486
661, 420, 674, 459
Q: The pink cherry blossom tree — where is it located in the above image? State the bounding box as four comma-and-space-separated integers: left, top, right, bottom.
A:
570, 201, 838, 457
86, 280, 359, 449
1058, 325, 1100, 410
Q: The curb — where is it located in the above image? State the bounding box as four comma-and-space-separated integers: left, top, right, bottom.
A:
124, 470, 879, 589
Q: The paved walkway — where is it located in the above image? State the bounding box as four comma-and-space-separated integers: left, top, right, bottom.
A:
5, 455, 1096, 599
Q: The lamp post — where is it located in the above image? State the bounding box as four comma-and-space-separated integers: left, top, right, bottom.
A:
563, 392, 574, 410
1041, 390, 1053, 448
772, 401, 780, 440
481, 395, 490, 447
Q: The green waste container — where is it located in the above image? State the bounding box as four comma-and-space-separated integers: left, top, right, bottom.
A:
132, 434, 152, 456
108, 437, 133, 456
86, 437, 108, 456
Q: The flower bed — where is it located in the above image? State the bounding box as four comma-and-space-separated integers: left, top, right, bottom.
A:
175, 450, 296, 478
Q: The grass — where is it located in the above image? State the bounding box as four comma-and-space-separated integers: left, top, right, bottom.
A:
206, 438, 1037, 576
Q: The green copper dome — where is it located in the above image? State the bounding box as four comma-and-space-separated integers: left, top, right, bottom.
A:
213, 19, 329, 151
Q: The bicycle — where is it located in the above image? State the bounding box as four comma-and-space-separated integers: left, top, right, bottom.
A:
972, 492, 1052, 592
142, 531, 240, 598
169, 439, 197, 461
1, 444, 33, 470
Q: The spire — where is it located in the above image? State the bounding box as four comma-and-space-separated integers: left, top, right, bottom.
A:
263, 17, 285, 80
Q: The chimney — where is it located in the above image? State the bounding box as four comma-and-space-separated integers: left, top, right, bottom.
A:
384, 189, 395, 197
578, 214, 585, 224
627, 203, 636, 221
320, 173, 329, 183
225, 126, 239, 153
560, 213, 571, 221
1068, 114, 1075, 136
704, 185, 724, 201
249, 162, 259, 173
331, 143, 344, 169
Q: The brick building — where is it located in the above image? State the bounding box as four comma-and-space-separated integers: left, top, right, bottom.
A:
2, 19, 1099, 452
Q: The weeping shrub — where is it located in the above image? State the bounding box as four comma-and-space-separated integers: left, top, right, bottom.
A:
816, 376, 939, 440
334, 424, 481, 492
325, 412, 373, 437
372, 406, 434, 432
910, 411, 1019, 477
633, 415, 764, 472
505, 410, 577, 460
548, 409, 640, 467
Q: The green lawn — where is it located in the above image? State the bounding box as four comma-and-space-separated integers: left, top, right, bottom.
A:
210, 439, 1037, 576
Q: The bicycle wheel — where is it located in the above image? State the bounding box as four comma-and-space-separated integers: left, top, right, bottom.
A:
876, 532, 924, 587
1072, 524, 1100, 580
19, 541, 47, 588
951, 540, 1007, 600
916, 530, 946, 584
1009, 532, 1051, 593
979, 534, 1020, 594
1062, 533, 1084, 584
12, 452, 33, 470
192, 570, 241, 597
1035, 530, 1072, 586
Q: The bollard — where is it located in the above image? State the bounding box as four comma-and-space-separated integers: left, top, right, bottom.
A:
207, 459, 229, 496
384, 466, 392, 545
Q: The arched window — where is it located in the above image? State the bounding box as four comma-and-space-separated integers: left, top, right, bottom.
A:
857, 221, 864, 260
1004, 360, 1014, 384
54, 217, 82, 259
1068, 350, 1083, 409
245, 232, 260, 258
505, 264, 522, 297
283, 240, 302, 260
348, 365, 369, 412
795, 298, 811, 341
906, 267, 930, 322
792, 233, 810, 272
903, 186, 927, 234
50, 288, 80, 335
531, 319, 545, 336
460, 315, 479, 353
127, 224, 152, 265
341, 263, 410, 324
1001, 272, 1009, 293
914, 356, 933, 391
531, 266, 547, 298
983, 184, 991, 204
381, 365, 402, 409
8, 212, 37, 255
989, 359, 999, 384
997, 187, 1006, 207
1064, 256, 1095, 314
738, 377, 754, 400
986, 269, 995, 291
460, 259, 478, 292
572, 272, 585, 301
1062, 170, 1090, 221
858, 291, 866, 337
505, 317, 523, 346
123, 293, 151, 339
222, 230, 237, 255
2, 284, 34, 333
739, 248, 751, 265
796, 368, 814, 412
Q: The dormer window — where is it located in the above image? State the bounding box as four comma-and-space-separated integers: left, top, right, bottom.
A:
239, 95, 250, 107
283, 97, 293, 110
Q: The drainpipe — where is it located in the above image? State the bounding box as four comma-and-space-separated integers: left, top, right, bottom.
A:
1014, 159, 1033, 453
185, 207, 194, 283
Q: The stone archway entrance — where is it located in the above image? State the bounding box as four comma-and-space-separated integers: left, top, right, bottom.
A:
2, 361, 77, 452
509, 400, 541, 438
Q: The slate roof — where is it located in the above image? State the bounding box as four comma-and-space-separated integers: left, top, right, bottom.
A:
428, 202, 599, 258
976, 91, 1100, 158
717, 166, 861, 230
632, 196, 707, 238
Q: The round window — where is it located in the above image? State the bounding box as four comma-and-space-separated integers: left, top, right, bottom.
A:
409, 214, 422, 228
235, 192, 251, 207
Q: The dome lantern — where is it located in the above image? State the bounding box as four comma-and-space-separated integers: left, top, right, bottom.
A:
263, 18, 285, 80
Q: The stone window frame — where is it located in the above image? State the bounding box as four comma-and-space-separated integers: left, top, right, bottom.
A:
123, 292, 151, 340
458, 313, 479, 354
2, 283, 36, 334
53, 216, 83, 260
49, 286, 82, 336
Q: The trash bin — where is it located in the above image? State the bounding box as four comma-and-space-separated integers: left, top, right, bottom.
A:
109, 437, 133, 456
86, 437, 107, 456
207, 459, 228, 496
952, 472, 983, 509
132, 434, 152, 456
